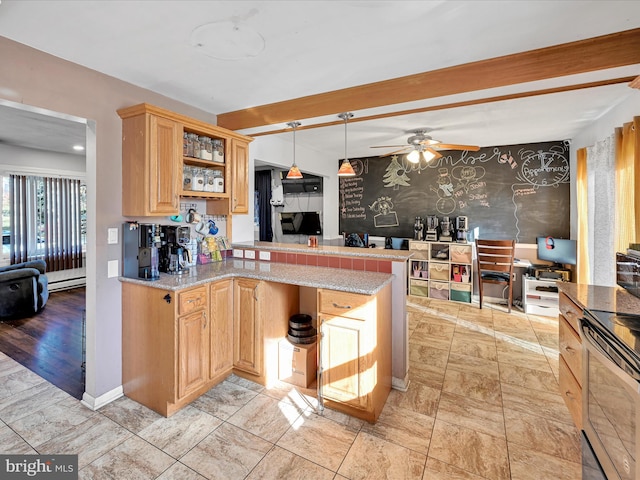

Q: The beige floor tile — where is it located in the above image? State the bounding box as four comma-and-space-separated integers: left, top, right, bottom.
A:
138, 405, 222, 459
246, 446, 335, 479
436, 391, 505, 438
0, 381, 70, 423
508, 442, 582, 480
408, 366, 446, 390
409, 343, 450, 376
338, 431, 426, 480
442, 369, 502, 407
227, 393, 303, 443
428, 419, 510, 480
0, 360, 47, 401
191, 379, 259, 420
36, 414, 133, 469
503, 408, 581, 463
501, 382, 574, 425
276, 412, 357, 471
450, 335, 498, 361
260, 379, 318, 411
410, 322, 456, 350
499, 362, 559, 392
422, 457, 487, 479
0, 422, 37, 454
98, 395, 163, 434
385, 378, 441, 417
225, 373, 265, 393
362, 403, 435, 454
496, 347, 554, 373
180, 422, 272, 480
79, 435, 175, 479
156, 462, 207, 480
446, 352, 500, 380
7, 395, 97, 447
315, 406, 364, 434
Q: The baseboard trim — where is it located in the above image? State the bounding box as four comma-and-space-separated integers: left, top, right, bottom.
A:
392, 373, 410, 392
81, 385, 123, 411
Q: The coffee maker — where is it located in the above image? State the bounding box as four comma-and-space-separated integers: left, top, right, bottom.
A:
455, 216, 468, 243
439, 216, 454, 242
123, 223, 161, 280
413, 216, 424, 241
425, 215, 439, 241
159, 225, 191, 275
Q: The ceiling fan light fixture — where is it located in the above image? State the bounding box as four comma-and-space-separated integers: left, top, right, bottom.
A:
286, 121, 303, 179
422, 149, 436, 162
407, 149, 420, 163
338, 112, 356, 177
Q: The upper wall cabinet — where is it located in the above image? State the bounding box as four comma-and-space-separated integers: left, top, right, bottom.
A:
118, 103, 253, 217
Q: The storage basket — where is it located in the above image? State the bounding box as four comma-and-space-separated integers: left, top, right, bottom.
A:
410, 279, 429, 297
409, 241, 430, 260
450, 282, 471, 303
429, 262, 450, 281
429, 281, 450, 300
451, 245, 472, 264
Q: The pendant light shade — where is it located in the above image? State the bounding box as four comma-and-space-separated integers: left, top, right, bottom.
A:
286, 121, 303, 179
338, 112, 356, 177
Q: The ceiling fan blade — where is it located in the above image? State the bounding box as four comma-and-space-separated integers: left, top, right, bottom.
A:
370, 145, 406, 148
379, 147, 409, 157
433, 143, 481, 151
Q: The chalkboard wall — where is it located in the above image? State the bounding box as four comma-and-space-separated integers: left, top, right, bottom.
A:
339, 140, 570, 243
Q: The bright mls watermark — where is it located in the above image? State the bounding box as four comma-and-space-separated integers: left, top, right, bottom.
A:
0, 455, 77, 479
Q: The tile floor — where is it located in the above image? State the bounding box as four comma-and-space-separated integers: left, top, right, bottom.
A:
0, 297, 582, 479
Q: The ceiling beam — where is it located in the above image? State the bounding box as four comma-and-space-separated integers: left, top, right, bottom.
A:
217, 28, 640, 131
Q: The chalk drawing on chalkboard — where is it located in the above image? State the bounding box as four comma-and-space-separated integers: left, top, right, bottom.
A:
428, 168, 456, 215
369, 196, 399, 228
517, 145, 570, 187
383, 155, 411, 189
451, 165, 486, 193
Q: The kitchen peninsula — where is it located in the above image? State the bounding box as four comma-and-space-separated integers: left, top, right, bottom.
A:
231, 241, 413, 391
121, 257, 396, 422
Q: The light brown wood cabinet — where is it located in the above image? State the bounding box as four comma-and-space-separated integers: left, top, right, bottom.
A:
209, 279, 234, 380
117, 103, 253, 222
233, 278, 263, 376
558, 291, 583, 429
318, 285, 392, 423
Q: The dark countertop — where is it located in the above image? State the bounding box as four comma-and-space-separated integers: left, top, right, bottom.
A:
558, 282, 640, 314
120, 258, 394, 294
232, 241, 413, 261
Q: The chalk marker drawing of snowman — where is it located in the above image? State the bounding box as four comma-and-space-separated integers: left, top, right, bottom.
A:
430, 168, 456, 215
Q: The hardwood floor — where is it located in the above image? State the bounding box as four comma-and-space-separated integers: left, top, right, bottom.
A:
0, 287, 85, 399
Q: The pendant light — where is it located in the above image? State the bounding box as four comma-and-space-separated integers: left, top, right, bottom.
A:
337, 112, 356, 177
286, 121, 303, 179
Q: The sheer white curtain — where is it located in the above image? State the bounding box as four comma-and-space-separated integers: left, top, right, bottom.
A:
586, 135, 616, 286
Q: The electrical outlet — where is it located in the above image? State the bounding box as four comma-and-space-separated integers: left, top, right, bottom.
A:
512, 272, 516, 281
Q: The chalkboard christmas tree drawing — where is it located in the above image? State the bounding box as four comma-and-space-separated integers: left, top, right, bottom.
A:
383, 155, 410, 189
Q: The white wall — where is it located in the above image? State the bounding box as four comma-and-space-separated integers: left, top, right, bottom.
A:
0, 143, 85, 175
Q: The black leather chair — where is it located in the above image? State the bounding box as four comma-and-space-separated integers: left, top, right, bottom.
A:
0, 260, 49, 319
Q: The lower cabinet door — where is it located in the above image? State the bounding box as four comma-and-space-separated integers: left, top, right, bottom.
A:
209, 279, 234, 378
177, 310, 208, 400
319, 314, 369, 409
233, 278, 262, 376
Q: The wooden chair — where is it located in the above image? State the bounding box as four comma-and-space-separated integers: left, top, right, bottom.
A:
475, 239, 516, 312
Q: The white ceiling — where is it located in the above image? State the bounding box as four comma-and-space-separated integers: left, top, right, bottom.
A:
0, 0, 639, 161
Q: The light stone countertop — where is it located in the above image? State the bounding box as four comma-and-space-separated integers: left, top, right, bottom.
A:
232, 241, 414, 261
119, 258, 394, 294
558, 282, 640, 314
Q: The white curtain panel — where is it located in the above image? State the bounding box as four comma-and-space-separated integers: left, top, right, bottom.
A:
586, 135, 616, 286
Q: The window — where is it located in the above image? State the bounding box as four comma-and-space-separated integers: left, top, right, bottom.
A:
1, 173, 86, 269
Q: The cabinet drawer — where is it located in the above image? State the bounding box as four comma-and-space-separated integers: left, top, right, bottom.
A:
451, 245, 472, 264
178, 286, 207, 315
559, 315, 582, 386
429, 262, 450, 281
559, 355, 582, 430
318, 290, 373, 321
559, 292, 582, 333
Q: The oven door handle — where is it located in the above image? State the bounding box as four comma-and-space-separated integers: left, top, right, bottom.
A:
580, 318, 640, 383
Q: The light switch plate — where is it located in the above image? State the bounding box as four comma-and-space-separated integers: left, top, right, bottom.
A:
244, 250, 255, 259
107, 227, 118, 244
259, 251, 271, 261
107, 260, 119, 278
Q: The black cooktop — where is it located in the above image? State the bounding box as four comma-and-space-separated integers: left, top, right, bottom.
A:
584, 309, 640, 360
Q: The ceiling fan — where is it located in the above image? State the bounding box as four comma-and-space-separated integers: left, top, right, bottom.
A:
371, 130, 480, 163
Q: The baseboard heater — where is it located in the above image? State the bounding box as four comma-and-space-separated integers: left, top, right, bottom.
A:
48, 276, 86, 292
